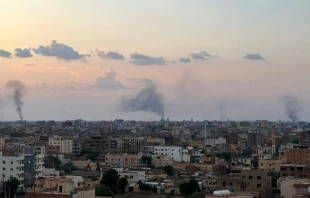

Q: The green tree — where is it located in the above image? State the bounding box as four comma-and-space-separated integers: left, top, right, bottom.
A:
292, 140, 299, 144
251, 156, 259, 170
138, 181, 153, 192
43, 155, 61, 169
187, 191, 207, 198
3, 177, 20, 198
163, 165, 174, 176
95, 185, 114, 197
87, 152, 99, 161
179, 179, 200, 195
101, 169, 119, 188
119, 177, 128, 193
141, 156, 152, 167
61, 162, 77, 175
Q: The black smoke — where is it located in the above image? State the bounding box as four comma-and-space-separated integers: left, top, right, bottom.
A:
5, 80, 26, 121
120, 82, 165, 119
279, 95, 301, 122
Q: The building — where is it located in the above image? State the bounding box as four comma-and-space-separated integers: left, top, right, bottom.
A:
145, 138, 165, 146
217, 170, 271, 198
205, 137, 226, 147
154, 146, 190, 162
27, 177, 95, 198
48, 136, 73, 154
280, 177, 310, 198
105, 153, 139, 167
152, 155, 173, 168
280, 164, 310, 178
0, 155, 25, 190
119, 137, 145, 154
72, 137, 82, 156
283, 147, 310, 166
119, 170, 145, 182
72, 160, 97, 171
247, 130, 263, 148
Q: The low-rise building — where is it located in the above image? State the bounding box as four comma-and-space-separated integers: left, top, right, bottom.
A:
105, 153, 139, 167
205, 137, 226, 147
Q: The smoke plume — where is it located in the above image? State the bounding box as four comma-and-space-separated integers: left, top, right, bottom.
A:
279, 95, 301, 122
217, 101, 227, 121
5, 80, 26, 120
120, 82, 165, 119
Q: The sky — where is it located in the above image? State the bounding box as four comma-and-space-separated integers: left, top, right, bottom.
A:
0, 0, 310, 121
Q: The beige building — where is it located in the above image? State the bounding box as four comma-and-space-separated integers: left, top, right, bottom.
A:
258, 157, 286, 172
152, 155, 173, 168
280, 178, 310, 198
72, 160, 97, 171
105, 153, 139, 167
217, 170, 271, 198
28, 177, 95, 198
146, 138, 165, 146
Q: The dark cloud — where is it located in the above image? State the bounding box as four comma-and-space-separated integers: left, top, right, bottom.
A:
94, 68, 127, 90
95, 49, 125, 60
179, 57, 191, 63
14, 48, 33, 58
0, 49, 12, 58
244, 53, 265, 61
130, 53, 167, 66
33, 40, 90, 62
190, 51, 212, 60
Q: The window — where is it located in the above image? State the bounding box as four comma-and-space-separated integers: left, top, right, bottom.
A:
249, 176, 252, 179
10, 168, 13, 171
257, 184, 261, 187
2, 168, 5, 171
3, 161, 6, 164
10, 161, 13, 164
257, 176, 261, 180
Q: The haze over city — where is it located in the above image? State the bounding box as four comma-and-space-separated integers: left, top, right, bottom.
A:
0, 0, 310, 121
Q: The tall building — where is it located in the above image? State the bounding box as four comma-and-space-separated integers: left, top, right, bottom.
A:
48, 136, 73, 154
247, 130, 263, 147
154, 146, 190, 162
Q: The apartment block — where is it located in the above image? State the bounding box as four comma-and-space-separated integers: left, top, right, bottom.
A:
280, 164, 310, 178
105, 153, 139, 167
284, 147, 310, 165
48, 136, 73, 154
217, 170, 272, 198
247, 130, 263, 148
205, 137, 226, 147
119, 137, 145, 154
0, 155, 25, 190
154, 146, 190, 162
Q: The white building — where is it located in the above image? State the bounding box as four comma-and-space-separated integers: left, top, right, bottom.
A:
119, 171, 146, 182
154, 146, 190, 162
0, 155, 25, 190
49, 136, 72, 154
34, 154, 45, 178
205, 137, 226, 147
34, 146, 46, 155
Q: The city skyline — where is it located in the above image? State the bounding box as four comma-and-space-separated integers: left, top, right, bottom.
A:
0, 0, 310, 121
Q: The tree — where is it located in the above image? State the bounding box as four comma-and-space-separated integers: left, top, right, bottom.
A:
251, 156, 259, 170
119, 177, 128, 193
292, 140, 299, 144
61, 162, 77, 175
87, 152, 99, 161
44, 155, 61, 169
101, 169, 119, 188
179, 179, 200, 195
187, 191, 207, 198
3, 177, 20, 198
95, 185, 114, 197
242, 147, 253, 156
138, 181, 153, 192
163, 165, 174, 176
141, 156, 152, 167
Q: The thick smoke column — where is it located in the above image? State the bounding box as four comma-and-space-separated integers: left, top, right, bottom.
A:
5, 80, 26, 121
279, 95, 301, 122
120, 82, 165, 119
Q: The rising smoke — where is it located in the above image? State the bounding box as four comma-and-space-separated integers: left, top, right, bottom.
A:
5, 80, 26, 121
217, 101, 227, 121
279, 95, 302, 122
120, 82, 165, 119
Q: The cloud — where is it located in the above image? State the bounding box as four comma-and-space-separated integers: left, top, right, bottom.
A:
179, 57, 191, 63
244, 53, 265, 60
127, 78, 153, 84
130, 53, 167, 66
33, 40, 90, 62
0, 49, 12, 58
190, 51, 212, 60
14, 48, 33, 58
33, 69, 127, 91
94, 68, 127, 90
71, 72, 80, 77
95, 49, 125, 60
